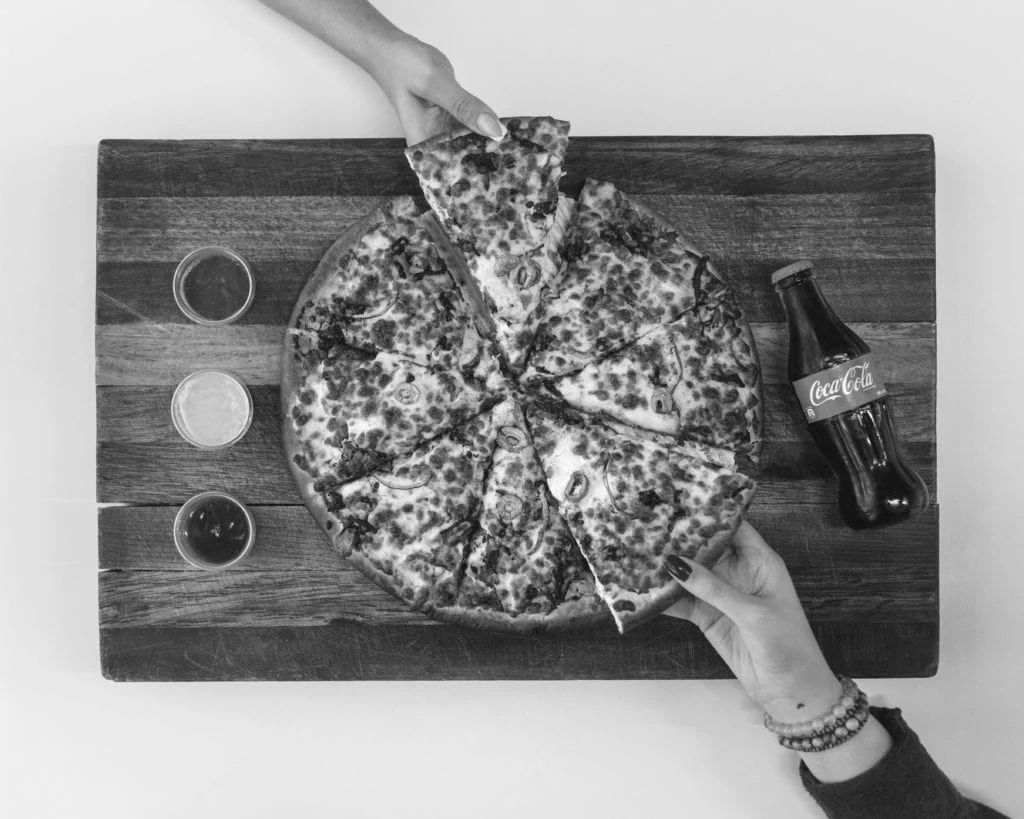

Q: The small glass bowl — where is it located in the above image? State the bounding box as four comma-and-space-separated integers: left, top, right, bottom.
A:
172, 246, 255, 326
171, 369, 254, 451
173, 491, 256, 571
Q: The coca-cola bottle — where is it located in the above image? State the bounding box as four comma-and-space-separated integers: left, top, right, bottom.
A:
772, 261, 929, 530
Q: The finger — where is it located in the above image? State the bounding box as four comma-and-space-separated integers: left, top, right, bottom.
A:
663, 594, 726, 633
731, 520, 778, 560
422, 73, 504, 139
664, 554, 758, 626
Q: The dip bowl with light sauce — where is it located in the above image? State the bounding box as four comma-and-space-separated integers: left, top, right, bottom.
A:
171, 369, 254, 450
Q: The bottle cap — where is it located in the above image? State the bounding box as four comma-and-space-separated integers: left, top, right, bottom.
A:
771, 260, 814, 285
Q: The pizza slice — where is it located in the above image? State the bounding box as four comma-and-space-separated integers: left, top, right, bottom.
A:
285, 343, 501, 496
406, 116, 572, 371
289, 196, 488, 373
544, 293, 763, 463
325, 412, 497, 612
405, 116, 570, 257
452, 397, 601, 621
527, 178, 731, 378
524, 395, 755, 632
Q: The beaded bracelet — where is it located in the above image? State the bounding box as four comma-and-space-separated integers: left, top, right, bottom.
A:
763, 676, 871, 753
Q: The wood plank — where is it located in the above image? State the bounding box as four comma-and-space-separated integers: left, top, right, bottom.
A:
99, 565, 934, 629
98, 504, 940, 573
97, 136, 934, 200
95, 436, 936, 505
96, 192, 934, 263
98, 620, 939, 681
94, 322, 935, 386
95, 257, 936, 325
95, 382, 935, 446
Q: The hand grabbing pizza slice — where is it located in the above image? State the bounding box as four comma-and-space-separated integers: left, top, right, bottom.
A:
524, 395, 755, 632
405, 116, 572, 371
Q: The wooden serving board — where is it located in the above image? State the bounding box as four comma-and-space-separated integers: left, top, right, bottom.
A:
96, 136, 937, 681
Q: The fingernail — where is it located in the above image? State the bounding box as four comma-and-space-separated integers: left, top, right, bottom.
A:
476, 113, 505, 139
665, 554, 692, 582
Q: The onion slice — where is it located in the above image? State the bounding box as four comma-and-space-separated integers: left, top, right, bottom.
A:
496, 426, 529, 452
373, 464, 434, 490
602, 460, 639, 518
346, 285, 399, 321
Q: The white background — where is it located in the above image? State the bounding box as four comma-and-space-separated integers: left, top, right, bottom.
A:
2, 0, 1022, 816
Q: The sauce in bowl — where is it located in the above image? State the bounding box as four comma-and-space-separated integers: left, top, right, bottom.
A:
174, 491, 255, 570
173, 246, 255, 325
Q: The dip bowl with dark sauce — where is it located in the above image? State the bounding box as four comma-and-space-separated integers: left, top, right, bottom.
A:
173, 491, 255, 570
173, 246, 255, 325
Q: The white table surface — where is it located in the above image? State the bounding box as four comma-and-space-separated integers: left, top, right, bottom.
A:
2, 0, 1022, 816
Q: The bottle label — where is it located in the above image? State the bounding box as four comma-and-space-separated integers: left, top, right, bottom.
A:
792, 354, 888, 423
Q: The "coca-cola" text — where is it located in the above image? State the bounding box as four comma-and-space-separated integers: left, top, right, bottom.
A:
808, 362, 875, 407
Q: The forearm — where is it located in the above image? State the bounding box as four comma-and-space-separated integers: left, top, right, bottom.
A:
257, 0, 407, 80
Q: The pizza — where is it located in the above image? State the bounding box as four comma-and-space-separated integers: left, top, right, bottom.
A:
526, 178, 732, 379
523, 394, 755, 632
544, 298, 763, 465
405, 116, 572, 372
282, 119, 762, 634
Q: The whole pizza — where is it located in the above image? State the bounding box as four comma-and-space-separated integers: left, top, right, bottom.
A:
282, 117, 762, 633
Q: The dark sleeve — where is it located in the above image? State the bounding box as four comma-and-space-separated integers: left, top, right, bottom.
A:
798, 706, 1009, 819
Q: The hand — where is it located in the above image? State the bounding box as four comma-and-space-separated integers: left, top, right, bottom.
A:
372, 35, 504, 145
664, 522, 843, 722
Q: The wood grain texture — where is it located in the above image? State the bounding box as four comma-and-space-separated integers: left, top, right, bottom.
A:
96, 135, 937, 680
98, 505, 939, 630
98, 621, 939, 681
99, 504, 939, 573
96, 257, 935, 325
98, 136, 934, 199
99, 563, 935, 629
95, 322, 935, 386
96, 192, 933, 263
96, 384, 934, 445
96, 438, 936, 505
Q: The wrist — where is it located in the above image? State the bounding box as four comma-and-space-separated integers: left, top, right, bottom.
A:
760, 667, 843, 724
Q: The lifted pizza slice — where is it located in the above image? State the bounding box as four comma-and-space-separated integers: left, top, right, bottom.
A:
406, 116, 572, 371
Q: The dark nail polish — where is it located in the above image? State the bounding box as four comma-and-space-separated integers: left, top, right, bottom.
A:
665, 554, 692, 582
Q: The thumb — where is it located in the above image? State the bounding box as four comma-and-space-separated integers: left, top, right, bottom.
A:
664, 554, 757, 627
422, 73, 504, 139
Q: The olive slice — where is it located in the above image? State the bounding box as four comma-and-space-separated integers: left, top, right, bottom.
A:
564, 471, 590, 504
373, 463, 434, 490
393, 383, 421, 405
496, 426, 529, 452
496, 493, 527, 523
651, 388, 674, 415
512, 258, 542, 289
